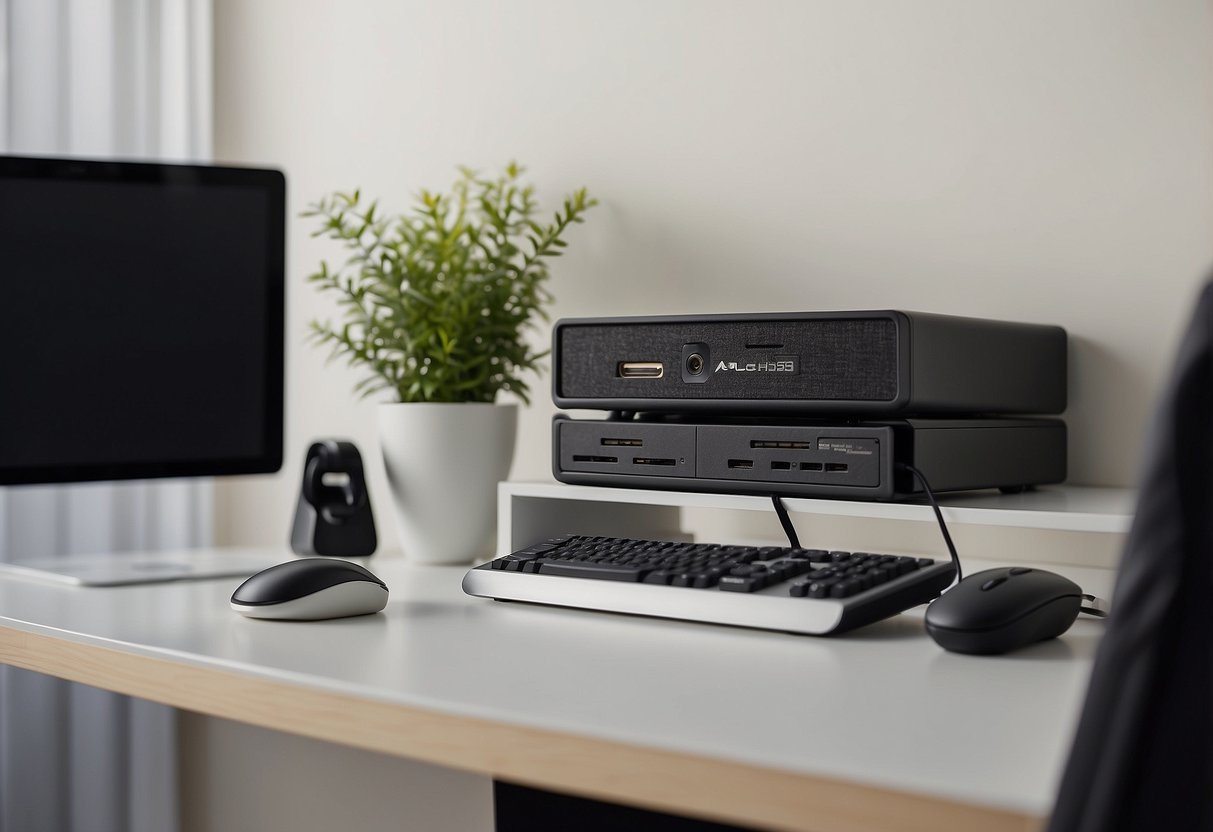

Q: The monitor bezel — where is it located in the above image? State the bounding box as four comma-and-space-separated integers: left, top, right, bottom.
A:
0, 155, 286, 485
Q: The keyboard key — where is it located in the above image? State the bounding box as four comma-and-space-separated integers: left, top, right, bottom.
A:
537, 561, 649, 582
719, 575, 760, 593
830, 580, 862, 598
807, 580, 837, 598
519, 543, 559, 556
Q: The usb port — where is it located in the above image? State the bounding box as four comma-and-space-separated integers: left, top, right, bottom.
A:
825, 462, 848, 473
633, 457, 676, 466
617, 362, 664, 378
799, 462, 823, 472
727, 459, 754, 469
602, 438, 642, 447
770, 461, 791, 470
573, 455, 618, 463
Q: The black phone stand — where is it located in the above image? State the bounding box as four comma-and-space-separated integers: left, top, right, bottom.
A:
290, 440, 377, 557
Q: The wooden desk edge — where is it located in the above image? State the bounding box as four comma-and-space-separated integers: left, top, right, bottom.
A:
0, 626, 1042, 832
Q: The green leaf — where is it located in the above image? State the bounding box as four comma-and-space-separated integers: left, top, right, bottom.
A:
303, 163, 596, 402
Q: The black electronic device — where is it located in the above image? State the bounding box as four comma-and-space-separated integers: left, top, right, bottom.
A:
553, 414, 1066, 500
0, 154, 285, 485
462, 534, 956, 635
290, 440, 377, 558
553, 310, 1067, 416
924, 567, 1083, 654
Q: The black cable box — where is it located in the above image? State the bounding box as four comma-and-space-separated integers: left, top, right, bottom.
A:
552, 414, 1066, 501
553, 310, 1067, 416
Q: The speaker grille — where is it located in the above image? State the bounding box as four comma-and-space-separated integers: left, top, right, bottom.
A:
558, 318, 899, 402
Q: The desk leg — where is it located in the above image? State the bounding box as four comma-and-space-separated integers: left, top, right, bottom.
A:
493, 781, 759, 832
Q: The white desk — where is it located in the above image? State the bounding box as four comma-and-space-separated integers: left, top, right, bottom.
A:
0, 548, 1115, 832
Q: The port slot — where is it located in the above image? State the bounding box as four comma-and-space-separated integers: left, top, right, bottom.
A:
633, 457, 676, 466
602, 438, 642, 446
770, 461, 791, 470
573, 455, 618, 463
745, 343, 784, 350
799, 462, 823, 472
617, 361, 664, 379
825, 462, 849, 473
727, 459, 754, 469
751, 440, 812, 449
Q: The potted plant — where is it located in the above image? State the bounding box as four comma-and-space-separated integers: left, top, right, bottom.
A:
304, 163, 596, 564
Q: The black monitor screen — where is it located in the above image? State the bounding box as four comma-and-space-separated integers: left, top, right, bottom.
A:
0, 156, 285, 485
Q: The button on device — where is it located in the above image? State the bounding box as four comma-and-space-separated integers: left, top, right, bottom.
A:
981, 576, 1007, 591
1009, 567, 1033, 575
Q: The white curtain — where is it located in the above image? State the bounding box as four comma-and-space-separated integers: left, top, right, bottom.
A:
0, 2, 213, 831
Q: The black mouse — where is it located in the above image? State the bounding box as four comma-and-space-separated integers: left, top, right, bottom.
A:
230, 558, 388, 620
924, 567, 1082, 655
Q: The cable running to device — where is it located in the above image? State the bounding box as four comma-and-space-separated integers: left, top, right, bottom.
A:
895, 463, 963, 582
769, 494, 802, 550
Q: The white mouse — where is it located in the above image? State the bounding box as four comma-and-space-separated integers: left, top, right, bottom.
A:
230, 558, 388, 620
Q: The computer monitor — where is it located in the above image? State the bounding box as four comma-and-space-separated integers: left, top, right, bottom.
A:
0, 155, 285, 486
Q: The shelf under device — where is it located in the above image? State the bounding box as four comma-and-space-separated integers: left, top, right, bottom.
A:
499, 481, 1134, 545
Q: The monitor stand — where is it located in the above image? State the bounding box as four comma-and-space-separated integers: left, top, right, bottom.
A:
0, 547, 290, 586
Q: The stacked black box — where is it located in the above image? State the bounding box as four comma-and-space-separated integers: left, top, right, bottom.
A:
550, 310, 1067, 501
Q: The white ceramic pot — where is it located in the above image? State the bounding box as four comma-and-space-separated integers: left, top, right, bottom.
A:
378, 402, 517, 565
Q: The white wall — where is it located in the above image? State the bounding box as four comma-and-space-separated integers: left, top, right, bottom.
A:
212, 0, 1213, 551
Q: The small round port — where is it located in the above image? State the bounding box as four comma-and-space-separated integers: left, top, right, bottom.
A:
686, 353, 704, 375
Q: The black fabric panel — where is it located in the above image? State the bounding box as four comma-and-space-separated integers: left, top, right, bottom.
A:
1047, 279, 1213, 831
558, 319, 898, 401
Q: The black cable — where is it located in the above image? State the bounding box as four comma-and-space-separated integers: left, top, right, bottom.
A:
770, 494, 801, 550
1080, 594, 1109, 618
770, 467, 1109, 617
896, 462, 963, 583
772, 466, 962, 581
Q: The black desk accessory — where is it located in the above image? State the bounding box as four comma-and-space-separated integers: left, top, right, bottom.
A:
553, 310, 1067, 416
924, 567, 1083, 655
290, 440, 377, 557
553, 414, 1066, 500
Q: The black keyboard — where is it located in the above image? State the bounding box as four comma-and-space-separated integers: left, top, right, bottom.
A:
462, 535, 956, 635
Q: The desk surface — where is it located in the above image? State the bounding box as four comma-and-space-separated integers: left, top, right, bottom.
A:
0, 551, 1114, 832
